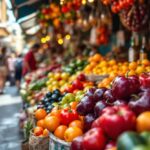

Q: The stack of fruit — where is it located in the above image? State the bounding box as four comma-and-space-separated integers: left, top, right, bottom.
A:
62, 59, 88, 75
46, 72, 71, 92
84, 53, 150, 88
70, 73, 150, 150
34, 105, 84, 142
32, 73, 150, 150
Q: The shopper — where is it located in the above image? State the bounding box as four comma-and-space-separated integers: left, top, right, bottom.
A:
15, 54, 23, 90
7, 52, 16, 86
0, 47, 8, 94
22, 44, 41, 76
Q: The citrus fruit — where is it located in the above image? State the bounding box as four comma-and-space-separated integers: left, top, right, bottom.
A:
69, 120, 83, 130
35, 109, 47, 120
64, 127, 83, 142
37, 119, 45, 128
136, 111, 150, 132
44, 116, 60, 132
43, 129, 49, 137
54, 125, 68, 140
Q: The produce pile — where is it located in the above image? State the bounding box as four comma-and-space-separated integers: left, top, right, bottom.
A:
20, 52, 150, 150
31, 70, 150, 150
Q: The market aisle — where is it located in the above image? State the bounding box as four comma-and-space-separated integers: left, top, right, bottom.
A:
0, 86, 23, 150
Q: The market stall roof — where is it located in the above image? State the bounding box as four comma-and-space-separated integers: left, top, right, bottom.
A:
10, 0, 49, 33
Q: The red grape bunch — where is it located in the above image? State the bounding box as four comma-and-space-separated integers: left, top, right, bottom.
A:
120, 3, 149, 31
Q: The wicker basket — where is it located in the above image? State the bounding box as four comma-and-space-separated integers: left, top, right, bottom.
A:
29, 132, 49, 150
49, 133, 71, 150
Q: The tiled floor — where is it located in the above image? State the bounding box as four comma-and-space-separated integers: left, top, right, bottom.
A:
0, 86, 23, 150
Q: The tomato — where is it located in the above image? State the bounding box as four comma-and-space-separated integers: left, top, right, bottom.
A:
64, 127, 83, 142
64, 85, 75, 93
136, 111, 150, 132
72, 79, 84, 90
83, 127, 106, 150
60, 108, 79, 125
34, 126, 43, 136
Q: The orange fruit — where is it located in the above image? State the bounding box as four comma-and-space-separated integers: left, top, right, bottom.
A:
64, 127, 83, 142
43, 129, 49, 137
44, 116, 60, 132
108, 59, 116, 66
141, 59, 149, 66
54, 125, 67, 140
129, 62, 137, 70
136, 66, 145, 75
92, 54, 102, 62
136, 111, 150, 132
70, 101, 78, 110
37, 119, 45, 128
34, 126, 43, 136
35, 109, 47, 120
128, 70, 136, 76
49, 108, 61, 119
69, 120, 83, 130
90, 61, 97, 67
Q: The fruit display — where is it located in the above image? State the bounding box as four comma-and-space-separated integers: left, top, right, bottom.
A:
46, 72, 71, 92
33, 106, 84, 141
84, 53, 150, 88
69, 73, 150, 149
62, 59, 88, 75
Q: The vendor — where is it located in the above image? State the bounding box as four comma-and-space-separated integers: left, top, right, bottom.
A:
22, 44, 41, 76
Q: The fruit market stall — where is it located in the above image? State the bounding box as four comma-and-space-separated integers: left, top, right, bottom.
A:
12, 0, 150, 150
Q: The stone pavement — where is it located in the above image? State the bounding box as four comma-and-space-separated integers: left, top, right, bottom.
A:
0, 86, 23, 150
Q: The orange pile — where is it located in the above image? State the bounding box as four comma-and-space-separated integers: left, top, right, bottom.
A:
33, 107, 83, 142
84, 54, 150, 88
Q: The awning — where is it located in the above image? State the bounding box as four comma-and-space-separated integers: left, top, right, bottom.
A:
10, 0, 49, 34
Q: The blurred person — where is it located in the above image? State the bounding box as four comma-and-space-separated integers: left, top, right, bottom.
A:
0, 47, 8, 94
7, 52, 16, 85
22, 44, 41, 76
15, 54, 23, 90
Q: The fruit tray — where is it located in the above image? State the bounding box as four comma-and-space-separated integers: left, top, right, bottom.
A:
49, 133, 71, 150
29, 132, 49, 150
86, 74, 109, 82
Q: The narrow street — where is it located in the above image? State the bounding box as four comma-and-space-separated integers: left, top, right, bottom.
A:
0, 86, 23, 150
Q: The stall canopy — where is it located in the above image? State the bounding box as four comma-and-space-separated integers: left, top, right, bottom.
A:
10, 0, 49, 34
